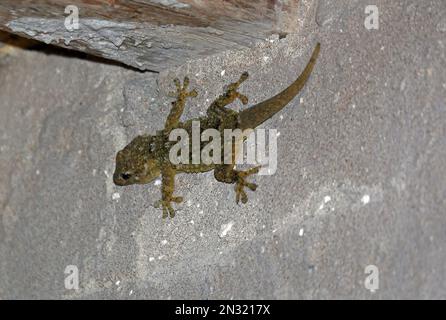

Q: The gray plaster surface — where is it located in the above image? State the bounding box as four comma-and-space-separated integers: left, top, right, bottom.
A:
0, 0, 445, 299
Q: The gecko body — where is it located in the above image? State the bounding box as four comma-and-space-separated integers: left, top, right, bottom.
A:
113, 43, 320, 218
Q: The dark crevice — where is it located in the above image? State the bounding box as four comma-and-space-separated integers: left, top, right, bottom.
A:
0, 30, 158, 73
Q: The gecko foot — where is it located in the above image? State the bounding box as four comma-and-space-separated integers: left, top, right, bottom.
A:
224, 72, 249, 105
207, 72, 250, 119
156, 196, 183, 218
234, 166, 260, 204
168, 76, 198, 101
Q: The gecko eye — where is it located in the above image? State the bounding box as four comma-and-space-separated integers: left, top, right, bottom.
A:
121, 173, 132, 180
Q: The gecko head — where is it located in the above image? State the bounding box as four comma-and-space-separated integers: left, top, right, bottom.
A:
113, 135, 161, 186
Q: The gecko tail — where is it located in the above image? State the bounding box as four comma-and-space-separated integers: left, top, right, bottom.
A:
238, 42, 320, 130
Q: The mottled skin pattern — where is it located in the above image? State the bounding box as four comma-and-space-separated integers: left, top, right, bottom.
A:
114, 43, 320, 218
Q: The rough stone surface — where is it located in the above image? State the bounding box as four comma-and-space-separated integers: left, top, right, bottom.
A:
0, 0, 446, 299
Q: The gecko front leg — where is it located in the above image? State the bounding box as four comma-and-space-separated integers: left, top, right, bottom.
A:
158, 164, 183, 218
165, 76, 197, 131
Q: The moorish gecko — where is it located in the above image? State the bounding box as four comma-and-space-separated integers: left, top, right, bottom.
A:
113, 43, 320, 218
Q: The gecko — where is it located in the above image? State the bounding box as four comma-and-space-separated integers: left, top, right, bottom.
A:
113, 42, 320, 218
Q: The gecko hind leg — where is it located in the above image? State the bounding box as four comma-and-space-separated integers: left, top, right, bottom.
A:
207, 72, 249, 118
224, 72, 249, 105
214, 165, 261, 204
